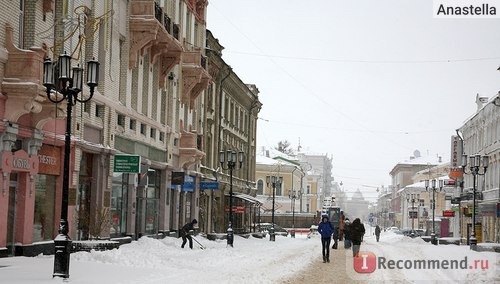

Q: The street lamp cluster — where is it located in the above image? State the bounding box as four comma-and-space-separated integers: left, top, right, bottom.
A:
461, 154, 489, 251
43, 52, 100, 278
288, 189, 302, 238
266, 176, 281, 241
406, 194, 417, 233
424, 179, 443, 245
219, 150, 244, 247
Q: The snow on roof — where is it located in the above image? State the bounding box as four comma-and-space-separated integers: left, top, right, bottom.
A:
256, 154, 297, 167
397, 176, 452, 193
398, 154, 447, 166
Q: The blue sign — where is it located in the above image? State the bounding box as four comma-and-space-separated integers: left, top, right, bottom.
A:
200, 181, 219, 190
182, 176, 194, 192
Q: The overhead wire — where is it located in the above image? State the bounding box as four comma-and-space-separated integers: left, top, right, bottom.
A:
209, 4, 420, 153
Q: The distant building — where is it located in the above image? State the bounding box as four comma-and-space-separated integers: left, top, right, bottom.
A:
344, 189, 370, 221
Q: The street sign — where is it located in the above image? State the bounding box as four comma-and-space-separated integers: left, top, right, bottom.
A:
200, 181, 219, 190
113, 155, 140, 173
182, 175, 194, 192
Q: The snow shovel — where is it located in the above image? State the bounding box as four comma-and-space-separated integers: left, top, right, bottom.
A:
192, 236, 205, 250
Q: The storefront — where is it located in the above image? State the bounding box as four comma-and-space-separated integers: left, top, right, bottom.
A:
0, 146, 40, 257
33, 145, 61, 243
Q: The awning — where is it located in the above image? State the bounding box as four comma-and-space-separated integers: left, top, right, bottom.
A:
225, 192, 262, 205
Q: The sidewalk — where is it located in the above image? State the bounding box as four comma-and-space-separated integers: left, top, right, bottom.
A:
281, 243, 352, 284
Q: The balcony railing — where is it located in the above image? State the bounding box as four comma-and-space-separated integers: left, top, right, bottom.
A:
164, 14, 171, 34
154, 2, 162, 23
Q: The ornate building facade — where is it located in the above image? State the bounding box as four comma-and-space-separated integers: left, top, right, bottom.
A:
0, 0, 260, 257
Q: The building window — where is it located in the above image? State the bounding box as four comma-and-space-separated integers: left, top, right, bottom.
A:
117, 114, 125, 127
257, 180, 263, 195
159, 132, 165, 142
307, 185, 311, 194
150, 128, 156, 139
95, 104, 105, 118
140, 123, 146, 135
129, 119, 136, 130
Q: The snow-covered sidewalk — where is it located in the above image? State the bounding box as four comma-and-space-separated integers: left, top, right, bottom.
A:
0, 232, 498, 283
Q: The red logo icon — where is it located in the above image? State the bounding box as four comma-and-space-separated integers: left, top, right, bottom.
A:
353, 251, 377, 273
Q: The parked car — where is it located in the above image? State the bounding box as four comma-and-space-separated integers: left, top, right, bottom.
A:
255, 223, 288, 237
400, 228, 423, 238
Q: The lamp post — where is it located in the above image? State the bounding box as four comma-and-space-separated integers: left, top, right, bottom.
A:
424, 179, 443, 245
266, 176, 280, 241
461, 154, 488, 251
43, 52, 99, 278
406, 194, 417, 233
219, 150, 244, 247
288, 189, 302, 238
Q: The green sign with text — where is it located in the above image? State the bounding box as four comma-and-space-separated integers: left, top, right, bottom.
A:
114, 155, 141, 173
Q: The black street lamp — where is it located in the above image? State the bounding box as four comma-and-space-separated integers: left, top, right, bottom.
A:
424, 179, 443, 245
461, 154, 489, 251
266, 176, 280, 241
219, 150, 244, 247
288, 189, 302, 238
43, 52, 99, 278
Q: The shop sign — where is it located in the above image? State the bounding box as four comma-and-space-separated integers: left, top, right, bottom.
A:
449, 135, 463, 179
38, 145, 60, 175
225, 206, 245, 213
114, 155, 141, 173
478, 203, 496, 216
442, 210, 455, 217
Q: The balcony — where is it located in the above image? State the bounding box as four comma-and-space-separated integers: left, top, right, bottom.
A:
181, 49, 211, 108
0, 24, 62, 125
129, 0, 182, 85
178, 124, 205, 169
184, 0, 208, 24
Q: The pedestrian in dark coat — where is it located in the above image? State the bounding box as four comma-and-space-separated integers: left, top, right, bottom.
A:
318, 215, 335, 263
350, 218, 366, 257
180, 219, 197, 249
343, 218, 352, 249
375, 225, 381, 242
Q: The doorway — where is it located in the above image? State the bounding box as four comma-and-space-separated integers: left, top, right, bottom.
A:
6, 173, 18, 256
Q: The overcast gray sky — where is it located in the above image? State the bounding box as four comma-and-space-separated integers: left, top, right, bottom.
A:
206, 0, 500, 201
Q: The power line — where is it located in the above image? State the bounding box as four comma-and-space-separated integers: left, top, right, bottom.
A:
224, 49, 500, 64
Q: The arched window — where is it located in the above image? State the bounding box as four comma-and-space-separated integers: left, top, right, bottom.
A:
257, 180, 264, 195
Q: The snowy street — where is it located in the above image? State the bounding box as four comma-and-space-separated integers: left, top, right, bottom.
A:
0, 230, 498, 283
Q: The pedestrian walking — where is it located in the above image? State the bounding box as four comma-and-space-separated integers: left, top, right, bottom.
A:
375, 225, 381, 242
343, 218, 352, 249
350, 218, 365, 257
339, 211, 345, 241
180, 219, 198, 249
318, 214, 335, 263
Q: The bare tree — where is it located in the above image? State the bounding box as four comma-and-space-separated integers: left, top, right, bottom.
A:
275, 140, 294, 155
